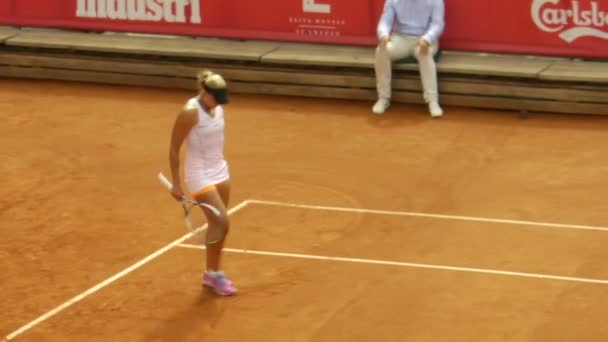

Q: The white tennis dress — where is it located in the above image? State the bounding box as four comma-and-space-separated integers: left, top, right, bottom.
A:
183, 97, 230, 195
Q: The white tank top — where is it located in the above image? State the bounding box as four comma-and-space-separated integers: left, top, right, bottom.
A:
184, 97, 228, 182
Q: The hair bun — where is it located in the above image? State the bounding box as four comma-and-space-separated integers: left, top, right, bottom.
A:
205, 74, 227, 90
197, 69, 214, 84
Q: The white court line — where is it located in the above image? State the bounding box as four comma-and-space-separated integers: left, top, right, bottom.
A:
248, 199, 608, 233
178, 243, 608, 286
2, 200, 251, 342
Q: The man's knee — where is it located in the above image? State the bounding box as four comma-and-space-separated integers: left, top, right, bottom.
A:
415, 49, 435, 63
376, 44, 388, 58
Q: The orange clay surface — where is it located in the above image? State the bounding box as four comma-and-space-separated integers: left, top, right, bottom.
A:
2, 79, 608, 341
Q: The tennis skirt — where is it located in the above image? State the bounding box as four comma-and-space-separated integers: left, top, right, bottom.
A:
184, 161, 230, 197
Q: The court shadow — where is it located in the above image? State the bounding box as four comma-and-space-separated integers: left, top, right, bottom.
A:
366, 104, 429, 129
143, 290, 234, 342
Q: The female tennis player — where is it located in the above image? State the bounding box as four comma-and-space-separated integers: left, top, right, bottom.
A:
167, 69, 236, 296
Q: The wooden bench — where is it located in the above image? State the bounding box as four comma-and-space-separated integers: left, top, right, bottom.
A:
0, 26, 606, 115
0, 26, 18, 42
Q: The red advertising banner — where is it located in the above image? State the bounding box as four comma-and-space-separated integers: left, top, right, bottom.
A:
0, 1, 11, 17
0, 0, 606, 58
0, 0, 381, 44
441, 0, 608, 58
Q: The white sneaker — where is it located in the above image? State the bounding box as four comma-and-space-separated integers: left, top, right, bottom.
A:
429, 102, 443, 118
372, 98, 390, 115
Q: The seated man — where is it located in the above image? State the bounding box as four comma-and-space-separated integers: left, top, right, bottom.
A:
372, 0, 445, 117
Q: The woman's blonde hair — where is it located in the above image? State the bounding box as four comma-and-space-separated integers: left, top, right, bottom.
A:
196, 69, 214, 88
197, 69, 227, 88
196, 69, 229, 104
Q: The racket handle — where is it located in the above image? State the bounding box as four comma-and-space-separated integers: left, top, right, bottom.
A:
158, 172, 173, 190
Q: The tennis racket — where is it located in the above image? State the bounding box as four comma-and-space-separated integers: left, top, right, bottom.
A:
158, 172, 221, 233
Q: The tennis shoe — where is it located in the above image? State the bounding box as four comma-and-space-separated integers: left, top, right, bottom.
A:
429, 102, 443, 118
203, 271, 237, 296
372, 98, 390, 114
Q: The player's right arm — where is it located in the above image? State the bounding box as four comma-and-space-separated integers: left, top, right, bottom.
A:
169, 107, 198, 200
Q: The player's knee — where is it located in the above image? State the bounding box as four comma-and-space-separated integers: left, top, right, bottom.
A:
221, 218, 230, 236
206, 219, 229, 245
211, 216, 230, 236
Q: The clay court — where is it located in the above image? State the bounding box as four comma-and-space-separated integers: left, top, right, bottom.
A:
2, 78, 608, 341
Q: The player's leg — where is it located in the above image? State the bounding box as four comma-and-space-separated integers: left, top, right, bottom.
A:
193, 187, 228, 268
209, 180, 232, 284
211, 179, 231, 251
215, 179, 231, 207
194, 187, 236, 295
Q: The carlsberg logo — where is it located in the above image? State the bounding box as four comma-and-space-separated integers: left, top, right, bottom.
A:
532, 0, 608, 42
76, 0, 201, 23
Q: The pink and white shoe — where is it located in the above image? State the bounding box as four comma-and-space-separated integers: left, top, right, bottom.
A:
203, 271, 237, 296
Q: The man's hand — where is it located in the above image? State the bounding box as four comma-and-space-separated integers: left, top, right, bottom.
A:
418, 38, 430, 55
380, 35, 391, 46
